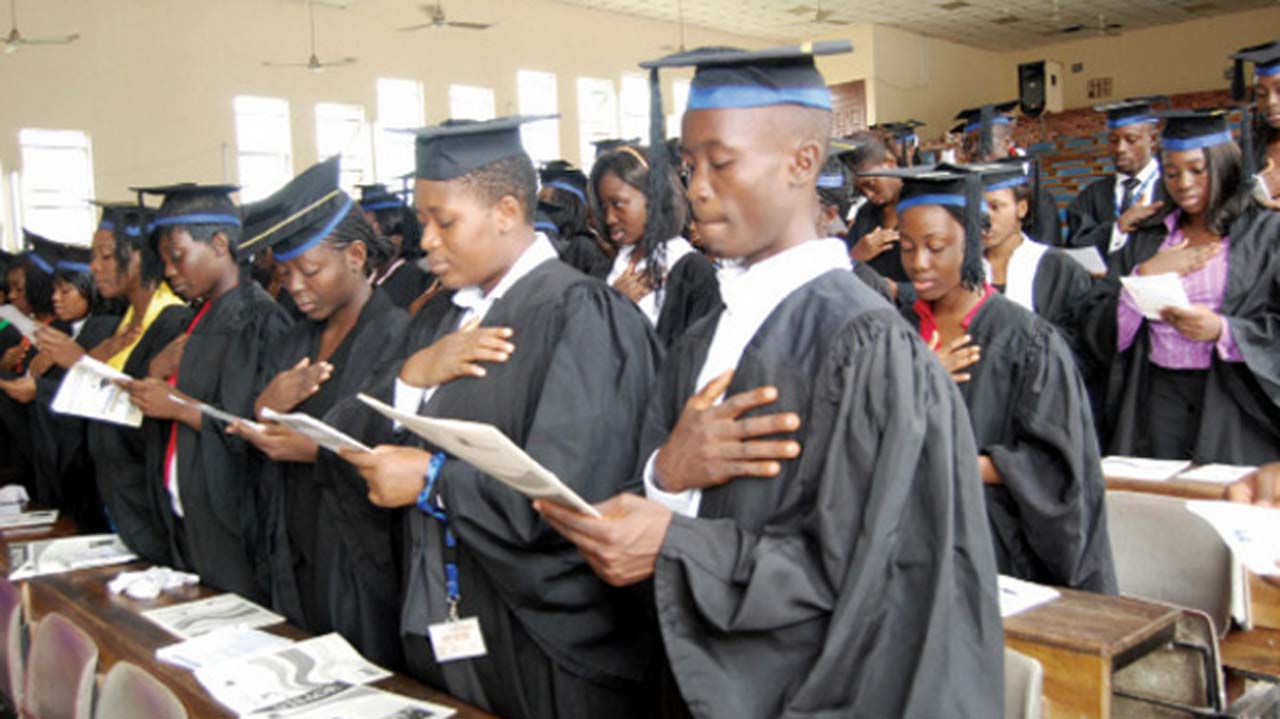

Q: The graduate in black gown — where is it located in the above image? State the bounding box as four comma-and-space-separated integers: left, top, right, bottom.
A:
229, 158, 408, 664
1094, 110, 1280, 463
843, 131, 912, 289
120, 184, 291, 598
360, 184, 434, 309
339, 116, 663, 719
538, 160, 614, 277
1233, 41, 1280, 207
890, 165, 1116, 592
1064, 98, 1166, 256
0, 243, 59, 497
589, 144, 720, 346
77, 203, 192, 563
538, 44, 1003, 719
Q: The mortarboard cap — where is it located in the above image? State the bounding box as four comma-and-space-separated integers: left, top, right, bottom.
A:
590, 138, 640, 159
95, 201, 157, 244
869, 164, 987, 288
539, 160, 589, 204
408, 115, 557, 182
954, 101, 1019, 133
1232, 40, 1280, 101
131, 183, 241, 231
1094, 96, 1165, 129
238, 156, 355, 261
22, 229, 61, 275
872, 120, 926, 140
1156, 109, 1234, 152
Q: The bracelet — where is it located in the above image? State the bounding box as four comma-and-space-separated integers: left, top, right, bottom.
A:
416, 453, 447, 518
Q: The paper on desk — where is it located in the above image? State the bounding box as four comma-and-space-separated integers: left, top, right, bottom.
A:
51, 356, 143, 428
0, 485, 28, 515
195, 633, 390, 715
260, 408, 371, 454
357, 393, 602, 518
142, 593, 286, 639
0, 305, 39, 340
0, 509, 58, 530
1187, 501, 1280, 576
1062, 246, 1108, 275
1176, 464, 1258, 485
6, 533, 138, 580
1120, 272, 1192, 320
246, 685, 456, 719
997, 575, 1060, 618
157, 626, 294, 672
1101, 456, 1192, 482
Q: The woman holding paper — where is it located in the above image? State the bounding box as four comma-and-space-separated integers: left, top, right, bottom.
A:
1099, 110, 1280, 463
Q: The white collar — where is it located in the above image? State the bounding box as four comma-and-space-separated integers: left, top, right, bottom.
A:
717, 238, 850, 318
452, 233, 558, 312
1119, 157, 1159, 185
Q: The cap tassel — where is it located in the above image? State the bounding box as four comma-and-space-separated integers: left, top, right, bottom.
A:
1240, 106, 1258, 179
961, 173, 986, 291
1231, 59, 1247, 104
979, 104, 996, 160
641, 67, 672, 291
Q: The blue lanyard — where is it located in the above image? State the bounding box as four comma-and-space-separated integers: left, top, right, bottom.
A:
416, 453, 461, 618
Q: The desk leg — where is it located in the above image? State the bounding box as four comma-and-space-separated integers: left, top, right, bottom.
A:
1007, 638, 1111, 719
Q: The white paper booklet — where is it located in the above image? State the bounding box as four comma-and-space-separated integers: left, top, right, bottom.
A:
195, 633, 391, 715
1101, 456, 1192, 482
998, 575, 1060, 618
167, 394, 265, 432
1120, 272, 1192, 320
0, 305, 39, 340
157, 625, 294, 671
246, 685, 456, 719
1061, 246, 1108, 275
142, 593, 286, 640
1187, 501, 1280, 576
1177, 464, 1257, 485
0, 509, 58, 530
51, 356, 143, 427
356, 393, 602, 518
260, 407, 371, 454
7, 534, 137, 580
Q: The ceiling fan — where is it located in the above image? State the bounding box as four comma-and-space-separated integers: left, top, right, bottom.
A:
1046, 13, 1122, 37
785, 2, 851, 27
397, 3, 494, 33
4, 0, 79, 55
263, 0, 356, 73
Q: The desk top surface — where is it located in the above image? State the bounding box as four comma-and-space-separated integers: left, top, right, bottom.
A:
1004, 587, 1181, 658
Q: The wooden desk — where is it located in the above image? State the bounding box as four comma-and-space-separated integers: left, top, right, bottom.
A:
0, 517, 78, 574
1247, 573, 1280, 631
1222, 627, 1280, 683
1104, 475, 1230, 501
1004, 589, 1181, 719
22, 562, 499, 719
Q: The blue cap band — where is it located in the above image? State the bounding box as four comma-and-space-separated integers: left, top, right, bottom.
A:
98, 221, 115, 231
985, 176, 1029, 192
1107, 115, 1157, 129
56, 260, 91, 274
547, 180, 587, 204
897, 193, 969, 212
360, 200, 403, 211
687, 85, 832, 112
534, 221, 557, 234
817, 173, 845, 189
123, 225, 143, 237
28, 253, 54, 274
964, 116, 1011, 133
272, 196, 354, 262
153, 213, 242, 228
1257, 63, 1280, 78
1163, 131, 1234, 152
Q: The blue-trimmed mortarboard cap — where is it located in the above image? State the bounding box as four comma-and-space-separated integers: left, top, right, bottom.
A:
1234, 40, 1280, 80
22, 229, 61, 275
872, 119, 926, 140
954, 101, 1019, 134
1156, 109, 1234, 152
967, 160, 1031, 192
132, 183, 241, 229
238, 156, 354, 262
1094, 96, 1165, 129
864, 164, 987, 282
538, 160, 589, 200
406, 115, 558, 182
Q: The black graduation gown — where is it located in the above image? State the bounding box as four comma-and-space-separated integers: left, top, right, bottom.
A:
846, 202, 908, 283
1029, 183, 1064, 246
1064, 176, 1117, 251
647, 270, 1004, 719
400, 260, 663, 719
28, 314, 119, 528
307, 290, 455, 670
654, 252, 720, 347
906, 294, 1117, 592
1094, 208, 1280, 463
257, 290, 406, 648
0, 324, 23, 478
378, 260, 434, 309
558, 231, 613, 278
154, 282, 292, 598
87, 304, 193, 564
0, 320, 63, 498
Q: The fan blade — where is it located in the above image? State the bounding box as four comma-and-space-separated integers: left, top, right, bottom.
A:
22, 33, 79, 45
395, 22, 436, 32
785, 4, 815, 15
262, 61, 315, 68
823, 18, 850, 25
320, 57, 358, 67
445, 21, 492, 30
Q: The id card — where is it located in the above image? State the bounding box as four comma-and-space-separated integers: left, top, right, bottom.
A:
428, 617, 488, 663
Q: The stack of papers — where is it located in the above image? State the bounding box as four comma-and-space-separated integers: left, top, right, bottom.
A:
194, 633, 393, 715
998, 575, 1060, 618
1176, 464, 1257, 485
1120, 273, 1192, 320
0, 509, 58, 530
247, 685, 455, 719
7, 534, 137, 580
157, 626, 294, 671
142, 593, 286, 639
51, 356, 143, 428
1101, 456, 1192, 482
1187, 501, 1280, 577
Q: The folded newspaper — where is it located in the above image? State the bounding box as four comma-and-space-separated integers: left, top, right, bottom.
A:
7, 534, 137, 580
142, 593, 286, 639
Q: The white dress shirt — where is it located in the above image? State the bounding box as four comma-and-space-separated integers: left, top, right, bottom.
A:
643, 238, 852, 517
393, 234, 559, 417
983, 234, 1048, 313
1107, 158, 1160, 254
606, 237, 696, 325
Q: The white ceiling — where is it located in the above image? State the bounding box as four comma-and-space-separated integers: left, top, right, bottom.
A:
548, 0, 1276, 51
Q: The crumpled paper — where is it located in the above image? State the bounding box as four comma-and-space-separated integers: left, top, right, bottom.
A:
0, 485, 29, 515
108, 566, 201, 600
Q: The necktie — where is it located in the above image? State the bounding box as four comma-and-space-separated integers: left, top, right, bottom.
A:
1118, 176, 1141, 216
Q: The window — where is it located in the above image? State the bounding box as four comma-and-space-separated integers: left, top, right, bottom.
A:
315, 102, 373, 195
576, 77, 618, 169
517, 70, 560, 165
234, 96, 293, 202
667, 79, 691, 138
449, 85, 496, 122
17, 129, 95, 244
374, 78, 425, 185
619, 73, 650, 144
